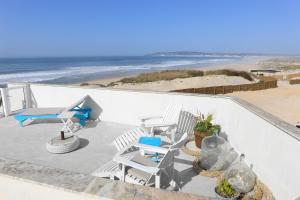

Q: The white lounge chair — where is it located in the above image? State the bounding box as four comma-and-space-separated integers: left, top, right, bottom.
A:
140, 104, 182, 134
166, 110, 196, 143
92, 127, 147, 179
91, 128, 188, 183
14, 95, 100, 133
114, 128, 148, 151
145, 110, 196, 144
117, 132, 188, 189
91, 159, 123, 180
92, 110, 194, 180
117, 110, 195, 148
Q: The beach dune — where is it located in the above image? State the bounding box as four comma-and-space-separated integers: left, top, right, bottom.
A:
86, 75, 253, 92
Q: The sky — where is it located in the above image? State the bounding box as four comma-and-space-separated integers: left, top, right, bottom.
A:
0, 0, 300, 57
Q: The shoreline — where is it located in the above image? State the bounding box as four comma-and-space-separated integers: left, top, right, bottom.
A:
75, 56, 267, 87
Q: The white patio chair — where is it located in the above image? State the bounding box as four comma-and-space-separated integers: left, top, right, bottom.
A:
92, 159, 121, 179
91, 128, 188, 184
119, 132, 188, 189
150, 110, 196, 144
91, 152, 133, 180
114, 127, 148, 151
139, 104, 182, 134
92, 111, 194, 180
92, 127, 147, 179
167, 110, 196, 143
117, 110, 195, 148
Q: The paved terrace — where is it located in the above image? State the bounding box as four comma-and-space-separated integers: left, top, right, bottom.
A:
0, 116, 216, 198
0, 83, 300, 199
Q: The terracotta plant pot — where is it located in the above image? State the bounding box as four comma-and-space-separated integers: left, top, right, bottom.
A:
194, 130, 209, 148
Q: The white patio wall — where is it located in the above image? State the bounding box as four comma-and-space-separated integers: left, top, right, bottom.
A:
0, 175, 94, 200
8, 84, 300, 200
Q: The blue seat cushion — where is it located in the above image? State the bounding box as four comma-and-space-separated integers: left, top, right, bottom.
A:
70, 107, 92, 126
138, 137, 161, 147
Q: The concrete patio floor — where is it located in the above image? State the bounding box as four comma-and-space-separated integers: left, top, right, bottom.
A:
0, 117, 136, 174
0, 116, 217, 198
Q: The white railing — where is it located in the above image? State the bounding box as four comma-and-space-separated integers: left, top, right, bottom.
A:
4, 83, 300, 200
1, 84, 31, 116
0, 94, 4, 117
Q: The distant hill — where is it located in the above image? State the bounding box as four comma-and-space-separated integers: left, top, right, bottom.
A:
146, 51, 267, 57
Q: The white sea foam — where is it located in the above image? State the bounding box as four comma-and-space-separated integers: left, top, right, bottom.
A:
0, 58, 235, 84
0, 66, 120, 83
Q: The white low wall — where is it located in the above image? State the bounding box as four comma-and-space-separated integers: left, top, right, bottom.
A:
9, 84, 300, 200
0, 175, 99, 200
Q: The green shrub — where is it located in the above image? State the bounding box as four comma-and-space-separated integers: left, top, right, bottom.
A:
187, 70, 204, 77
216, 179, 237, 198
80, 83, 89, 86
117, 70, 204, 84
106, 82, 119, 87
95, 84, 106, 87
107, 69, 253, 86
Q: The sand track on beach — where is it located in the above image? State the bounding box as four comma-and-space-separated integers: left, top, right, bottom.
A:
228, 81, 300, 125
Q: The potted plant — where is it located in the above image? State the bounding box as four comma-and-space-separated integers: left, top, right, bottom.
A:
215, 179, 239, 200
194, 113, 220, 148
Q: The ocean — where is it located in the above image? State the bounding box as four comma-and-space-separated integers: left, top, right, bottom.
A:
0, 56, 243, 84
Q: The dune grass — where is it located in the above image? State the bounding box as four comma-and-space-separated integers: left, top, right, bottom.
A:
80, 82, 106, 87
80, 83, 89, 86
118, 70, 204, 84
259, 58, 300, 71
79, 69, 254, 87
113, 69, 254, 85
204, 69, 254, 81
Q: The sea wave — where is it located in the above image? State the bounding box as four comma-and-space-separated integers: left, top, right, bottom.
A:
0, 58, 236, 84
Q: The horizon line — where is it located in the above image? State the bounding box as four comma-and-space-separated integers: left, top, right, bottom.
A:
0, 51, 299, 59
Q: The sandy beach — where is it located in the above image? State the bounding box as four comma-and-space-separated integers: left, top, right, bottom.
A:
90, 75, 253, 92
229, 81, 300, 125
77, 56, 300, 126
79, 56, 264, 88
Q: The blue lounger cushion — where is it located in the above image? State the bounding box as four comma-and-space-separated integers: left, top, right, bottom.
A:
14, 107, 92, 126
14, 114, 58, 126
138, 136, 161, 147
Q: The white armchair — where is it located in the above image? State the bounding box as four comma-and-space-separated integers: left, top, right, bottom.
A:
139, 104, 182, 135
114, 132, 188, 189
